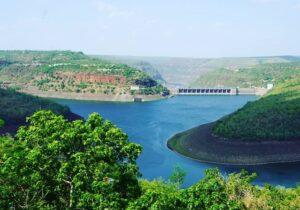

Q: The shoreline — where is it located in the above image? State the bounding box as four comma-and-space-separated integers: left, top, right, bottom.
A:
167, 123, 300, 165
20, 88, 169, 102
167, 142, 300, 166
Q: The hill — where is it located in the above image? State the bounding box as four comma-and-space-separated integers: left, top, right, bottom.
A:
0, 51, 169, 101
0, 88, 80, 134
192, 62, 300, 88
213, 77, 300, 141
167, 77, 300, 164
95, 55, 166, 84
95, 55, 300, 87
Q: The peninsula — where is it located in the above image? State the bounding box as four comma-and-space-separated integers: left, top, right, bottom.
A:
168, 77, 300, 165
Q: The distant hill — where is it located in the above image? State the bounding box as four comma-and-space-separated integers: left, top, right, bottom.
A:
94, 55, 300, 88
0, 51, 169, 100
95, 55, 166, 84
213, 77, 300, 141
0, 88, 80, 134
192, 62, 300, 88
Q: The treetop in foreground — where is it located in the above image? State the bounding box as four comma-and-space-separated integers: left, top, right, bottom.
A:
0, 110, 142, 209
0, 111, 299, 209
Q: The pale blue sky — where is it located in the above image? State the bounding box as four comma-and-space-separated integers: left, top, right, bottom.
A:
1, 0, 300, 57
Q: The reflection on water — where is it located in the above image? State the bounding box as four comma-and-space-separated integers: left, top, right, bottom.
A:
54, 96, 300, 187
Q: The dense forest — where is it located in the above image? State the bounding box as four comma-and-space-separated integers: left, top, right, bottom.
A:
192, 62, 300, 88
0, 50, 169, 97
213, 77, 300, 141
0, 88, 80, 134
0, 111, 299, 209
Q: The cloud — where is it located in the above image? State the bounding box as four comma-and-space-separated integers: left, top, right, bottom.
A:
95, 0, 133, 18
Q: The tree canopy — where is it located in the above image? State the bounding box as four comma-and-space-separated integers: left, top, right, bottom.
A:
0, 111, 299, 209
0, 110, 142, 209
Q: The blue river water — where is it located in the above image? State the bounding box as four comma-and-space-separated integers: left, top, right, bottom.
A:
54, 96, 300, 187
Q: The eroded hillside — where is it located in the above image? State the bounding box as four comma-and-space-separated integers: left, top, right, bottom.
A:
0, 51, 169, 101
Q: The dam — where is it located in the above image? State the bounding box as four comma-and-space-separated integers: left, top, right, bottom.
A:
176, 87, 267, 95
177, 88, 237, 95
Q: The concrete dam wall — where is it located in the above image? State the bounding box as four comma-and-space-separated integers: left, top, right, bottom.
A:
177, 87, 268, 96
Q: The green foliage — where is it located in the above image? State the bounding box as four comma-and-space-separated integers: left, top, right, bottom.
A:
36, 78, 50, 86
0, 119, 4, 128
0, 50, 169, 96
183, 168, 240, 210
0, 50, 86, 63
213, 77, 300, 141
193, 62, 300, 88
0, 110, 142, 209
0, 110, 299, 209
0, 88, 70, 124
127, 179, 185, 210
77, 82, 88, 89
140, 85, 170, 96
169, 165, 186, 186
129, 167, 300, 210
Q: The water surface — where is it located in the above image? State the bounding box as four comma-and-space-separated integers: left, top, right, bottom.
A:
55, 96, 300, 187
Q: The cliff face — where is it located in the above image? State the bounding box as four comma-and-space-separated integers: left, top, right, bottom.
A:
55, 72, 127, 85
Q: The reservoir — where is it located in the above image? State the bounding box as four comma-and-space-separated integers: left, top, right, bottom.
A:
54, 96, 300, 187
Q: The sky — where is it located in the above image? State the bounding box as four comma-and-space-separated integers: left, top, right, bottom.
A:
1, 0, 300, 58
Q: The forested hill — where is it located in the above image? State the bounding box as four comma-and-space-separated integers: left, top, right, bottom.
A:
0, 88, 80, 134
192, 61, 300, 88
213, 76, 300, 141
94, 55, 300, 87
0, 50, 169, 98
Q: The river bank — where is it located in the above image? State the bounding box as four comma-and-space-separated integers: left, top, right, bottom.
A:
167, 123, 300, 165
21, 87, 167, 102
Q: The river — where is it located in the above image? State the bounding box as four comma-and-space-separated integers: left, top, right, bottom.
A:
54, 95, 300, 187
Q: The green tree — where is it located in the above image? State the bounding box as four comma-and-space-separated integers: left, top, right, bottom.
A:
0, 119, 4, 128
183, 168, 240, 210
127, 179, 185, 210
169, 165, 186, 186
0, 110, 142, 209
